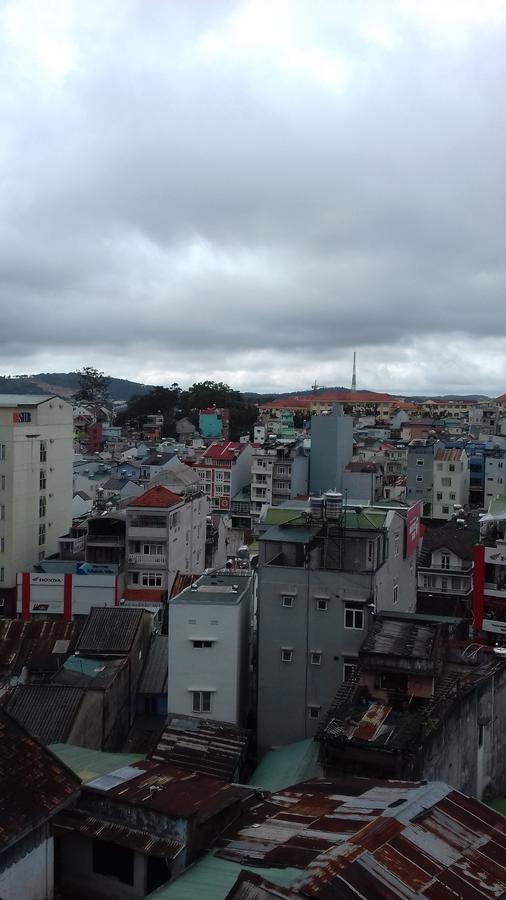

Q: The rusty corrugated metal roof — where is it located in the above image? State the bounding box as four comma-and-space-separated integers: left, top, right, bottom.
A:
0, 707, 80, 851
77, 606, 146, 654
151, 715, 249, 781
53, 809, 183, 859
215, 778, 506, 899
0, 618, 80, 675
351, 704, 391, 741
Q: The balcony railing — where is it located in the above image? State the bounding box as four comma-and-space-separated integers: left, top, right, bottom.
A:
86, 535, 125, 545
418, 563, 473, 573
484, 582, 506, 598
128, 553, 166, 565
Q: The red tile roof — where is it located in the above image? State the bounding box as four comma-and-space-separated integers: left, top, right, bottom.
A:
128, 486, 182, 508
123, 589, 164, 603
258, 398, 310, 410
202, 441, 245, 461
496, 394, 506, 402
304, 391, 396, 403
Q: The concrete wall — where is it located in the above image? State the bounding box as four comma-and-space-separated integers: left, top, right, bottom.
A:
421, 665, 506, 800
309, 414, 354, 494
58, 832, 149, 900
67, 690, 104, 750
0, 398, 73, 588
0, 830, 54, 900
406, 444, 438, 514
168, 588, 251, 725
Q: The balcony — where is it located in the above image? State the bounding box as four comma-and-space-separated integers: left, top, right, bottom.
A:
128, 553, 166, 566
86, 534, 125, 546
419, 563, 473, 574
484, 582, 506, 599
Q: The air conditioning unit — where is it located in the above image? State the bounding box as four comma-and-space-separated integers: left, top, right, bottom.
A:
48, 493, 53, 498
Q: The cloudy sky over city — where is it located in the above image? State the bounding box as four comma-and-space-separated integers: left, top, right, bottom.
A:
2, 0, 506, 395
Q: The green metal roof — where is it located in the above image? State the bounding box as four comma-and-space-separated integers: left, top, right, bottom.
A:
383, 611, 464, 625
146, 855, 300, 899
259, 525, 320, 544
249, 739, 322, 793
49, 743, 144, 783
487, 797, 506, 817
262, 507, 305, 526
63, 656, 104, 678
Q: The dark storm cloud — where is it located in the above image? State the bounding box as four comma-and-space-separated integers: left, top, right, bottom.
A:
1, 0, 506, 392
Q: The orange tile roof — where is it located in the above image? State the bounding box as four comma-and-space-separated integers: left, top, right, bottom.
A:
128, 485, 182, 508
304, 391, 396, 403
496, 394, 506, 402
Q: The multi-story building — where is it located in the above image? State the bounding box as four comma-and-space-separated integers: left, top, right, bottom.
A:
199, 407, 230, 441
432, 448, 470, 519
168, 570, 253, 725
309, 411, 353, 494
125, 485, 207, 598
416, 519, 476, 617
484, 449, 506, 505
250, 439, 309, 523
256, 499, 418, 753
342, 461, 383, 502
0, 395, 73, 612
193, 441, 252, 512
406, 441, 441, 515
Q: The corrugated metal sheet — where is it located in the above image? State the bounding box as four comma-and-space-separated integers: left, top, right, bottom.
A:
145, 855, 301, 899
0, 618, 80, 675
49, 743, 144, 783
77, 606, 145, 654
152, 716, 249, 781
0, 708, 80, 851
6, 684, 85, 745
53, 809, 183, 858
351, 705, 391, 742
139, 635, 168, 694
85, 758, 253, 821
360, 618, 437, 660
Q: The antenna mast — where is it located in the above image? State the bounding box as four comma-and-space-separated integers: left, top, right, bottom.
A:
351, 352, 357, 391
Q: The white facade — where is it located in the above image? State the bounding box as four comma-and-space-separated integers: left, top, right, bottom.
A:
250, 442, 309, 521
168, 572, 252, 725
432, 450, 470, 520
0, 834, 54, 900
16, 568, 123, 618
0, 395, 73, 592
126, 488, 207, 596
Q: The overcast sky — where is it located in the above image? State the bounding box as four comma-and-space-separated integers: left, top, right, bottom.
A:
2, 1, 506, 395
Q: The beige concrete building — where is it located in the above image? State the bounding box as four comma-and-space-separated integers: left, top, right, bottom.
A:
0, 395, 73, 609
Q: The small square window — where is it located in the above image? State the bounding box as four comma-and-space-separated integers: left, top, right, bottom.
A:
281, 648, 293, 663
416, 475, 423, 483
343, 660, 358, 681
316, 598, 328, 611
192, 691, 212, 713
282, 595, 294, 608
310, 652, 322, 666
308, 707, 320, 719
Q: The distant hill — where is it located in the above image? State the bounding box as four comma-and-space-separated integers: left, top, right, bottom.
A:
0, 373, 155, 402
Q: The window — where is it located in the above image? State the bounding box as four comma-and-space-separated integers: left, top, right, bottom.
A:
0, 475, 4, 490
423, 574, 434, 588
441, 576, 448, 593
0, 505, 4, 521
442, 506, 449, 515
39, 470, 46, 491
367, 541, 374, 563
141, 572, 162, 587
0, 445, 5, 460
499, 462, 503, 469
344, 602, 364, 630
442, 477, 452, 486
449, 463, 455, 472
416, 475, 423, 483
93, 839, 134, 885
394, 534, 400, 557
308, 706, 320, 719
441, 553, 450, 569
0, 537, 4, 552
132, 572, 139, 584
39, 496, 46, 518
436, 492, 443, 501
343, 659, 358, 681
192, 691, 212, 713
192, 640, 213, 648
310, 652, 322, 666
281, 648, 293, 663
38, 551, 45, 561
316, 598, 328, 611
40, 442, 47, 462
38, 524, 45, 546
478, 724, 484, 748
436, 462, 442, 470
0, 568, 4, 582
449, 492, 456, 500
393, 582, 398, 604
416, 459, 424, 466
282, 595, 294, 607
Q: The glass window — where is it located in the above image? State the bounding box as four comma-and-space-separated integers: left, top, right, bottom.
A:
192, 691, 212, 713
282, 595, 294, 607
343, 660, 358, 681
39, 496, 46, 518
316, 598, 328, 611
39, 470, 46, 490
310, 652, 322, 666
344, 602, 363, 629
40, 442, 47, 462
281, 648, 293, 663
308, 706, 320, 719
192, 640, 213, 648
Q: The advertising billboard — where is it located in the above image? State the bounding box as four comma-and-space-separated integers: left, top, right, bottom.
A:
405, 501, 422, 557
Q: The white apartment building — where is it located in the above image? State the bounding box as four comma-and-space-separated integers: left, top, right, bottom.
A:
0, 395, 73, 604
484, 451, 506, 504
432, 448, 470, 520
168, 571, 252, 725
194, 442, 252, 512
125, 485, 207, 598
250, 440, 309, 522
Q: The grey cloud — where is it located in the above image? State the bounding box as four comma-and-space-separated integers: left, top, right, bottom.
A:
1, 1, 506, 392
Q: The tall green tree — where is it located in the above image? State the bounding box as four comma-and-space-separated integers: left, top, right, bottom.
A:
73, 367, 110, 404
